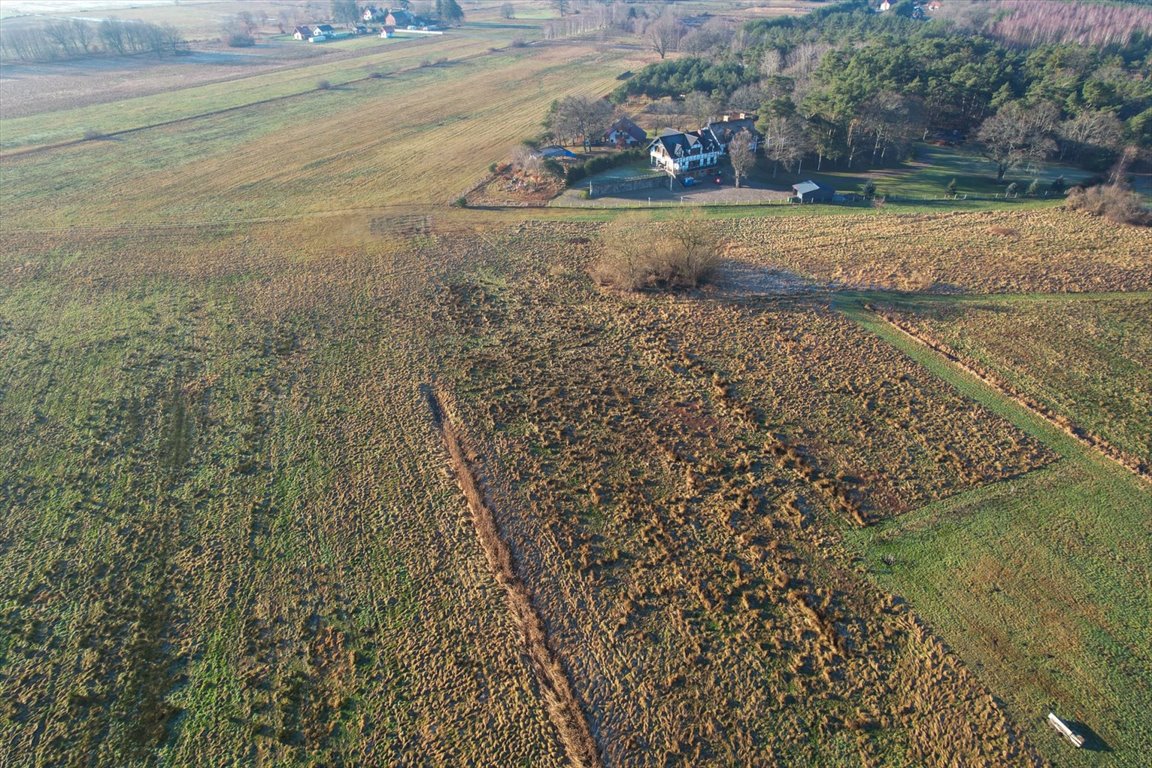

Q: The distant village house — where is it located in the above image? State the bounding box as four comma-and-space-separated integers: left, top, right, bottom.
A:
294, 24, 335, 41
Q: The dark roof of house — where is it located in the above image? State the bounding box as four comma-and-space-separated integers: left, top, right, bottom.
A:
607, 117, 647, 142
649, 129, 722, 157
295, 25, 315, 34
708, 116, 760, 144
314, 24, 335, 33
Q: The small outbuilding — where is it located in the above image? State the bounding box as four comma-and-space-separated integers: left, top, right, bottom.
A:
539, 146, 580, 162
791, 180, 836, 203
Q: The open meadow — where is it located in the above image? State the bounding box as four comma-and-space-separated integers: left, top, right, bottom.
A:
1, 1, 1151, 766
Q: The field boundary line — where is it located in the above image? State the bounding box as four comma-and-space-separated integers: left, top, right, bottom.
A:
860, 306, 1150, 484
421, 384, 604, 768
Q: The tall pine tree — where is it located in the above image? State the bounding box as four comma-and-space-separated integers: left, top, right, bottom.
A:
435, 0, 464, 26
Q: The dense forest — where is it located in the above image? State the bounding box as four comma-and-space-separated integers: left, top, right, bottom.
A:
612, 0, 1152, 177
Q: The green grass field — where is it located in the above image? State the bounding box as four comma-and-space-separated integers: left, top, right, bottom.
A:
842, 299, 1152, 766
883, 295, 1152, 467
759, 144, 1096, 202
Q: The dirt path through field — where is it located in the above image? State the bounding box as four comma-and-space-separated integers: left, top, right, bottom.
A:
423, 384, 603, 768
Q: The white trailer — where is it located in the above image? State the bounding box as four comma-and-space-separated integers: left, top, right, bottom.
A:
1047, 712, 1085, 748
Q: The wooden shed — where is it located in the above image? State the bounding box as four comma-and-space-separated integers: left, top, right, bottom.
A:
791, 180, 836, 203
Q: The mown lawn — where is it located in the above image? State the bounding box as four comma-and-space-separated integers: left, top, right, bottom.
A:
761, 143, 1096, 202
842, 300, 1152, 768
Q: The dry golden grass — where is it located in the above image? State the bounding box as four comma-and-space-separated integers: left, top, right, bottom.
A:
881, 296, 1152, 474
422, 221, 1050, 765
724, 209, 1152, 294
0, 221, 569, 766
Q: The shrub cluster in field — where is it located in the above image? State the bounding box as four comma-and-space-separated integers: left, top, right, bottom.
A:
1065, 183, 1151, 226
592, 214, 721, 291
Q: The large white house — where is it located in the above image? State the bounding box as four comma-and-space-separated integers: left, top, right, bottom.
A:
648, 114, 760, 175
648, 129, 724, 174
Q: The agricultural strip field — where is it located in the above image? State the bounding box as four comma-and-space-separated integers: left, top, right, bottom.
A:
0, 42, 651, 227
0, 33, 509, 150
0, 41, 457, 122
876, 294, 1152, 472
842, 301, 1152, 767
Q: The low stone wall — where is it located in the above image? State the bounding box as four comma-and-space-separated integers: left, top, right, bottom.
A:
587, 174, 668, 198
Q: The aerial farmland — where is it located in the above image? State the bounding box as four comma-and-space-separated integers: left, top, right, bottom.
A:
1, 1, 1149, 766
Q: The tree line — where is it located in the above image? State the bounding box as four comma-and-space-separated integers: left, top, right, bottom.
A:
1, 18, 187, 62
611, 0, 1151, 178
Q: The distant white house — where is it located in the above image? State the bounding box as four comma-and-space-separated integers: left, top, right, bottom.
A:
293, 24, 335, 41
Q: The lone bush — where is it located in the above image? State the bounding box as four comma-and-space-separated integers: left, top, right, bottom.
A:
1065, 184, 1151, 226
592, 214, 721, 292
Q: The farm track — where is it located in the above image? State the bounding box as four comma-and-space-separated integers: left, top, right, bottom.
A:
868, 308, 1152, 483
424, 385, 603, 768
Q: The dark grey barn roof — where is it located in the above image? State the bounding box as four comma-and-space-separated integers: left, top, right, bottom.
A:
649, 129, 722, 157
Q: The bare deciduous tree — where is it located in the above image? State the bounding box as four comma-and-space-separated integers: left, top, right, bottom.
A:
978, 101, 1059, 181
727, 129, 757, 188
546, 96, 614, 150
645, 13, 682, 60
759, 114, 811, 175
1057, 109, 1123, 161
683, 91, 715, 128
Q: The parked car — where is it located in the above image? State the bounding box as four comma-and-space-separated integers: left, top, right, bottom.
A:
681, 177, 697, 187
